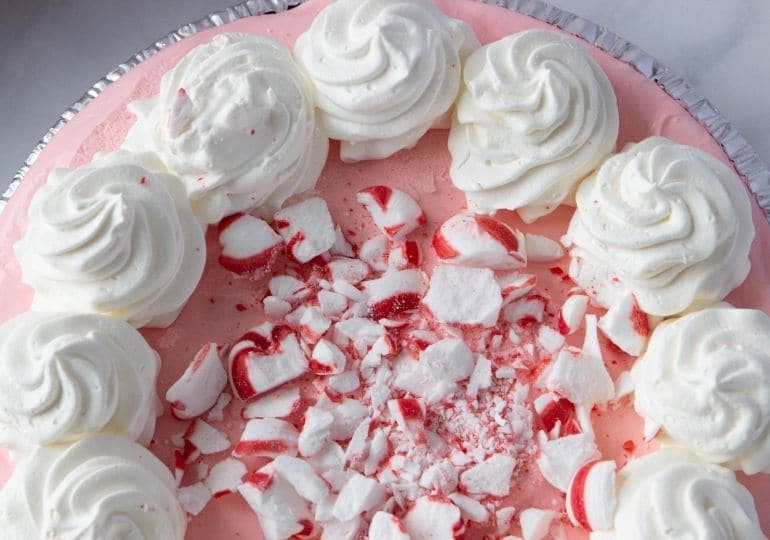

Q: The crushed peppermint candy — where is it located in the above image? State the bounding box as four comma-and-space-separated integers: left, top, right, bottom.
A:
163, 193, 630, 538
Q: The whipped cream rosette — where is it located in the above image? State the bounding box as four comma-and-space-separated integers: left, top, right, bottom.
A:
633, 307, 770, 475
0, 312, 160, 453
449, 29, 618, 222
125, 33, 328, 224
294, 0, 479, 162
0, 434, 186, 540
568, 136, 754, 317
14, 150, 205, 328
601, 448, 765, 540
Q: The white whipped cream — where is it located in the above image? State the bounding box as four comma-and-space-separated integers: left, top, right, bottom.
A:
14, 150, 205, 328
448, 29, 618, 222
603, 448, 765, 540
0, 434, 186, 540
0, 312, 160, 453
125, 33, 328, 224
568, 137, 754, 316
633, 307, 770, 475
294, 0, 478, 162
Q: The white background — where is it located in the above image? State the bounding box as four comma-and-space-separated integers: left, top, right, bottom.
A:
2, 0, 768, 191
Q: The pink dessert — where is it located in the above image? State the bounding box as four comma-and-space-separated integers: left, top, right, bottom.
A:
1, 0, 768, 538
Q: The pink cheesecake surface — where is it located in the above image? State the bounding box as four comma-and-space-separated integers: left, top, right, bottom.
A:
1, 0, 768, 538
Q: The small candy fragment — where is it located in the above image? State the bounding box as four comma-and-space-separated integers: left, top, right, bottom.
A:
298, 406, 335, 457
228, 324, 308, 401
433, 213, 526, 269
274, 455, 330, 504
268, 275, 314, 304
234, 418, 299, 458
218, 213, 283, 275
460, 454, 515, 497
238, 464, 314, 540
310, 341, 347, 376
536, 432, 599, 492
362, 269, 425, 320
369, 511, 411, 540
327, 257, 370, 284
205, 457, 247, 498
449, 492, 489, 523
524, 234, 564, 263
357, 186, 426, 240
332, 473, 386, 522
185, 419, 230, 455
558, 295, 589, 335
242, 385, 301, 419
388, 398, 426, 443
403, 496, 463, 540
519, 508, 557, 540
166, 343, 227, 420
274, 197, 336, 263
597, 293, 650, 356
566, 460, 617, 532
423, 265, 502, 328
178, 482, 211, 516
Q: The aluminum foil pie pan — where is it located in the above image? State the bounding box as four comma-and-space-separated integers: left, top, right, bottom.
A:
3, 0, 770, 223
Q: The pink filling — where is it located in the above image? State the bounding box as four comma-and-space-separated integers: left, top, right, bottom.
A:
0, 0, 768, 538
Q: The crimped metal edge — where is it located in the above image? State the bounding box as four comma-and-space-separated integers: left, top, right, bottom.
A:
4, 0, 770, 223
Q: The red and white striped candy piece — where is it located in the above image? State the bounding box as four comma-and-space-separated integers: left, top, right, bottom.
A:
357, 186, 426, 240
238, 463, 314, 540
536, 432, 599, 493
310, 339, 347, 375
234, 418, 299, 458
498, 273, 537, 305
362, 269, 425, 320
597, 293, 650, 356
242, 385, 301, 419
533, 392, 580, 437
403, 496, 463, 540
388, 398, 426, 444
286, 306, 331, 345
274, 197, 336, 263
566, 460, 617, 532
388, 240, 421, 270
218, 213, 284, 275
268, 275, 314, 304
327, 257, 370, 284
558, 295, 589, 335
166, 343, 227, 420
432, 213, 526, 270
369, 511, 411, 540
205, 457, 247, 498
227, 323, 308, 401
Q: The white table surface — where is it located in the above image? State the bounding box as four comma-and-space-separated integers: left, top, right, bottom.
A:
2, 0, 769, 193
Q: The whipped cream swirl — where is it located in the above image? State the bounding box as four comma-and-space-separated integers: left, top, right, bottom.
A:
294, 0, 479, 162
568, 137, 754, 316
0, 312, 160, 453
607, 448, 765, 540
0, 434, 186, 540
14, 150, 205, 327
449, 29, 618, 222
125, 33, 328, 224
633, 307, 770, 475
